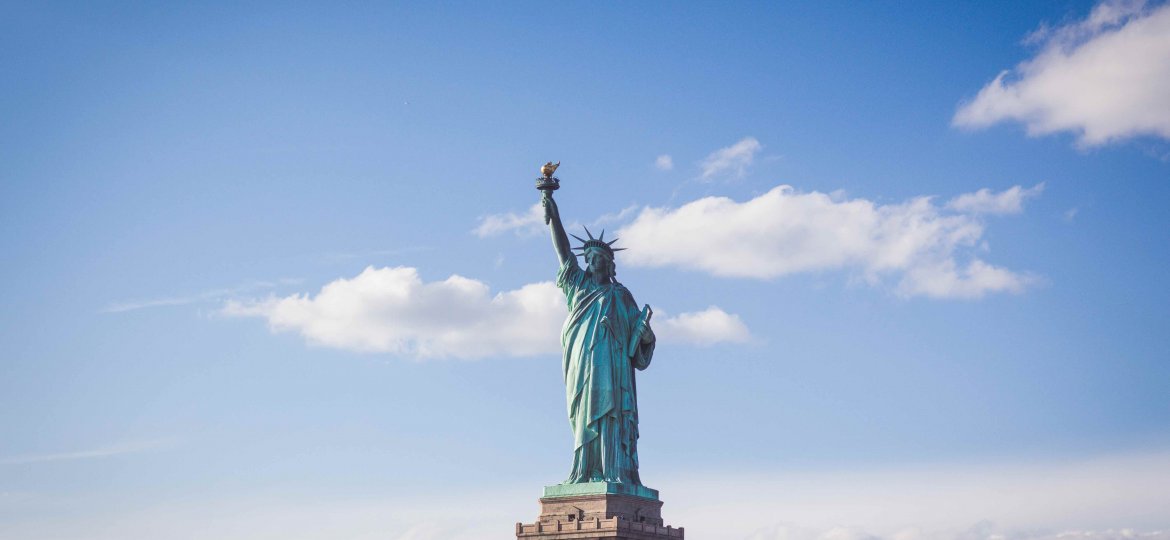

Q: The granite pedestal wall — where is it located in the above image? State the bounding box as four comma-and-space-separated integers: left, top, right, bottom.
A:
516, 482, 683, 540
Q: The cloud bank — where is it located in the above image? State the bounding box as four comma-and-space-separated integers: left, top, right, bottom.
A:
744, 524, 1170, 540
617, 185, 1041, 299
667, 449, 1170, 539
223, 266, 748, 358
953, 0, 1170, 146
5, 449, 1168, 540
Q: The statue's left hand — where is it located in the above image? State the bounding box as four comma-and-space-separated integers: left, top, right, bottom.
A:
636, 320, 655, 345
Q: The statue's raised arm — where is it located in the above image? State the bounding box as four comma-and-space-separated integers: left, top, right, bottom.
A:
543, 192, 573, 266
536, 161, 572, 266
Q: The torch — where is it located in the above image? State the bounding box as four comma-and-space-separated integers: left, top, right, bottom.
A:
536, 161, 560, 224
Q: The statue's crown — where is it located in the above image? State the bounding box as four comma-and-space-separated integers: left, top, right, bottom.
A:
570, 227, 625, 259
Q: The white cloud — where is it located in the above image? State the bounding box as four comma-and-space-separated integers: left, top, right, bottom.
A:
616, 185, 1039, 299
656, 306, 751, 345
655, 154, 674, 171
223, 266, 748, 358
946, 183, 1045, 214
223, 266, 564, 359
472, 203, 545, 237
701, 136, 762, 180
953, 0, 1170, 146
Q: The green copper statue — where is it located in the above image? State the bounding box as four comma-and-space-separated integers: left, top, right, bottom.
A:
540, 171, 656, 488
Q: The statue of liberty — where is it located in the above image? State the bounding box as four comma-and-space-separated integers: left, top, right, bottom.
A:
541, 185, 656, 488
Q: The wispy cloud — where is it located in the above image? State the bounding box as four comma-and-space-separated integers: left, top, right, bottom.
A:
102, 280, 301, 313
946, 183, 1045, 215
223, 266, 749, 359
473, 203, 638, 240
590, 204, 640, 229
0, 439, 174, 465
953, 0, 1170, 147
617, 184, 1041, 299
655, 154, 674, 171
472, 203, 545, 238
102, 297, 197, 313
700, 136, 762, 180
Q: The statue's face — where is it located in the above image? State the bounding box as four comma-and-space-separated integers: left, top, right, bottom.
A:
586, 251, 614, 277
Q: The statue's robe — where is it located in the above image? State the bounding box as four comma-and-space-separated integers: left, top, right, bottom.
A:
557, 259, 654, 485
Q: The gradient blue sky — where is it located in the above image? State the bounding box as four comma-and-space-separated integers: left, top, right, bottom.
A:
2, 2, 1169, 539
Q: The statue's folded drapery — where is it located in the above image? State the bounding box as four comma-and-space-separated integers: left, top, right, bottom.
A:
557, 259, 654, 485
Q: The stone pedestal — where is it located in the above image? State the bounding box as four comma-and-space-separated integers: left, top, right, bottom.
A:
515, 483, 683, 540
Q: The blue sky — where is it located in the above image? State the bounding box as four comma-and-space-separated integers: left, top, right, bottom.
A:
2, 1, 1169, 539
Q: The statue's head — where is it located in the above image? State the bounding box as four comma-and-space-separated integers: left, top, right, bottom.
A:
571, 227, 624, 280
585, 247, 615, 278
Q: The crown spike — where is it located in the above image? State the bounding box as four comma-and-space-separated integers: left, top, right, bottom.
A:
598, 229, 605, 242
570, 233, 587, 243
612, 248, 627, 252
582, 226, 595, 240
606, 238, 620, 246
